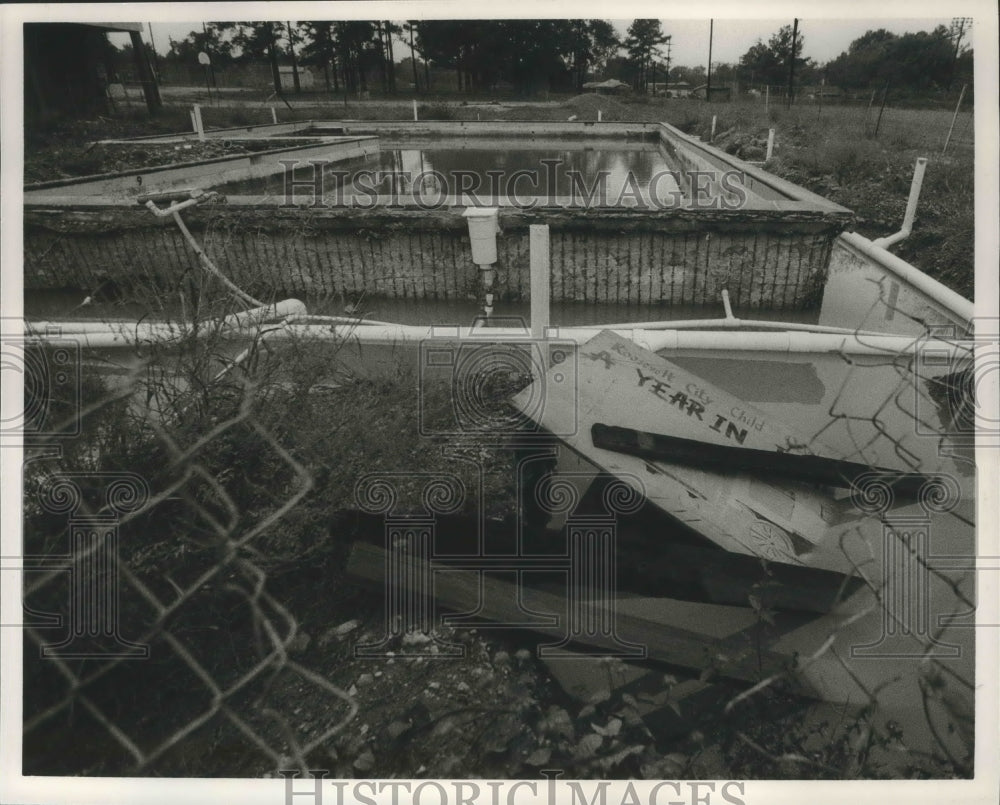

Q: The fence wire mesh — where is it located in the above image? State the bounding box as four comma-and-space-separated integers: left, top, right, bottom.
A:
19, 334, 359, 775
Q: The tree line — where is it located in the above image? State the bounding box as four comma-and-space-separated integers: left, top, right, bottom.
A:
737, 21, 972, 94
137, 19, 973, 98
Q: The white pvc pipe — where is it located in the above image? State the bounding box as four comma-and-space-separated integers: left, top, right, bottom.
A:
278, 325, 966, 358
874, 157, 927, 248
27, 321, 188, 339
566, 317, 886, 336
287, 314, 397, 326
27, 299, 309, 341
766, 128, 775, 161
193, 105, 205, 140
219, 299, 307, 330
413, 99, 418, 121
33, 316, 898, 342
29, 322, 967, 358
720, 289, 734, 320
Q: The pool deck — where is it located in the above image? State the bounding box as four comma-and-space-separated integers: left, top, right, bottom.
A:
24, 119, 850, 216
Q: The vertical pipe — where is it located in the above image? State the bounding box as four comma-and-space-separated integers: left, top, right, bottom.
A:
710, 115, 717, 140
875, 157, 928, 247
271, 106, 278, 124
413, 99, 418, 121
766, 128, 775, 161
530, 224, 551, 341
193, 104, 204, 140
942, 83, 967, 154
721, 289, 734, 320
902, 157, 928, 230
598, 109, 602, 122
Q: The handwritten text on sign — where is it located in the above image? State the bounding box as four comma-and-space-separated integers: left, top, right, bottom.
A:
584, 345, 759, 446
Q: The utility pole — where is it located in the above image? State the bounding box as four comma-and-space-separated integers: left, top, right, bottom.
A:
948, 17, 972, 89
408, 22, 419, 92
786, 18, 798, 110
201, 22, 216, 88
147, 23, 159, 79
873, 80, 890, 136
706, 19, 713, 102
266, 23, 282, 94
665, 37, 672, 90
288, 22, 301, 93
950, 17, 972, 58
660, 36, 671, 95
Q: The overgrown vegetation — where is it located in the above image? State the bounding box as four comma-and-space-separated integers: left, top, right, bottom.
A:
684, 100, 975, 299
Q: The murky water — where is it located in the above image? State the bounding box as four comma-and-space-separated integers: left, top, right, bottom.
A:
23, 290, 820, 328
213, 138, 690, 204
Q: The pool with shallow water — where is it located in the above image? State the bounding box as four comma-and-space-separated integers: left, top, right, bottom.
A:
213, 137, 696, 206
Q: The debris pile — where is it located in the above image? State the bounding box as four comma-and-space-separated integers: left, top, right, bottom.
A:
25, 138, 322, 183
297, 617, 720, 779
562, 93, 632, 121
711, 128, 770, 161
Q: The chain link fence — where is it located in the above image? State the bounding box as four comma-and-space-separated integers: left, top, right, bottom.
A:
20, 329, 358, 775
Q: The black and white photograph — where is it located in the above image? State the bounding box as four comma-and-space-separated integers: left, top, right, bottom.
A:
1, 2, 997, 803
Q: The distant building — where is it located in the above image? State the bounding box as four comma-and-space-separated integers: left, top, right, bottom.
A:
690, 84, 732, 101
24, 22, 160, 127
648, 82, 688, 96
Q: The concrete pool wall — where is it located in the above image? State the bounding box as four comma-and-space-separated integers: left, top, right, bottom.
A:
23, 120, 852, 310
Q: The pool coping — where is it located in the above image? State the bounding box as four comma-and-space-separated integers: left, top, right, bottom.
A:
22, 119, 853, 219
23, 134, 379, 197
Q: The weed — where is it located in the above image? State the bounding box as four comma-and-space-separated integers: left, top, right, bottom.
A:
418, 102, 456, 120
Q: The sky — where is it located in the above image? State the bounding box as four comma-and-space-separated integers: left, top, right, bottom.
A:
111, 17, 957, 69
